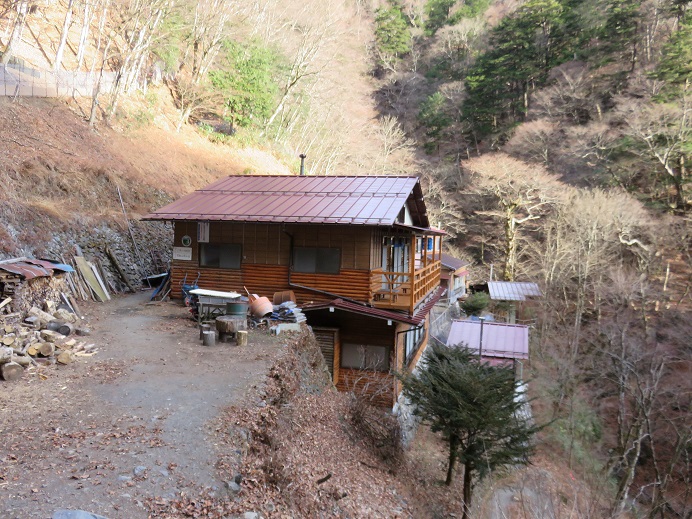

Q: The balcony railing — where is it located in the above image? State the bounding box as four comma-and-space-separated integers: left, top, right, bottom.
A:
370, 260, 440, 313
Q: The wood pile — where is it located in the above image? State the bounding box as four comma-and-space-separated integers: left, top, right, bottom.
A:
0, 304, 95, 381
0, 248, 140, 320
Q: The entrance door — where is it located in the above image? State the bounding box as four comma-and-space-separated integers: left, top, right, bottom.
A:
312, 327, 340, 383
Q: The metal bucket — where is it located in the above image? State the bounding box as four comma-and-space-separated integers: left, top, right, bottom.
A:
225, 301, 249, 317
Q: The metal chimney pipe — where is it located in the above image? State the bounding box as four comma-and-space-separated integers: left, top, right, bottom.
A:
299, 153, 307, 176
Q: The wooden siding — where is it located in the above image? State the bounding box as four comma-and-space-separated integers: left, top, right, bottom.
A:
291, 270, 370, 302
170, 263, 371, 305
171, 222, 374, 302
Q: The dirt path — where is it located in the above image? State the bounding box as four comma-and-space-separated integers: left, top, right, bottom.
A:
0, 291, 281, 519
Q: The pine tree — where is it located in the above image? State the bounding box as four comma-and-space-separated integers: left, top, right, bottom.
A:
424, 0, 457, 35
462, 0, 565, 137
374, 2, 412, 71
653, 17, 692, 92
398, 343, 540, 519
602, 0, 642, 71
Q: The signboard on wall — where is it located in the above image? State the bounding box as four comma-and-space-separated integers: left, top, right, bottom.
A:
172, 247, 193, 261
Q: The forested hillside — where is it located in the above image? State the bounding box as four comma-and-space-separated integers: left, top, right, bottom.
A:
371, 1, 691, 516
1, 0, 690, 517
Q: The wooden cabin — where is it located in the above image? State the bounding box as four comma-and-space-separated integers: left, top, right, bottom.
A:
438, 253, 469, 302
144, 175, 445, 408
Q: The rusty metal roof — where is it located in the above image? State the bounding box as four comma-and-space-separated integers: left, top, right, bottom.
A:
446, 320, 529, 360
487, 281, 541, 302
436, 253, 469, 273
143, 175, 430, 227
0, 258, 73, 280
302, 286, 446, 325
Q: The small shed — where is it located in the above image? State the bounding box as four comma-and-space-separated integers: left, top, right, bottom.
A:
436, 253, 469, 302
486, 281, 541, 324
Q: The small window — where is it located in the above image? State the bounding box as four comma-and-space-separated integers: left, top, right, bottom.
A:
200, 244, 241, 269
293, 247, 340, 274
341, 343, 389, 371
405, 324, 425, 366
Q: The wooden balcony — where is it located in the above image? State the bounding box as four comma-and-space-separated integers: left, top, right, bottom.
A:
370, 260, 441, 314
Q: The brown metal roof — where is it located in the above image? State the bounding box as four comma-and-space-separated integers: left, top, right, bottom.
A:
143, 175, 429, 227
302, 286, 446, 325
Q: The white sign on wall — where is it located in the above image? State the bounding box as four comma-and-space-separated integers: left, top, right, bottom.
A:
172, 247, 193, 261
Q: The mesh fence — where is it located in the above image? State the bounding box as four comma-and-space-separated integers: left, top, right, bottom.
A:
0, 63, 115, 98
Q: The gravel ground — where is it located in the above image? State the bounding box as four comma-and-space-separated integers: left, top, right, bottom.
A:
0, 291, 283, 519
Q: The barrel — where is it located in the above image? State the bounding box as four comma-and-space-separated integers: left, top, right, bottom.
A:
272, 290, 296, 305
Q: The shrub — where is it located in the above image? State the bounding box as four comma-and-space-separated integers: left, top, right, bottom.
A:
461, 291, 490, 315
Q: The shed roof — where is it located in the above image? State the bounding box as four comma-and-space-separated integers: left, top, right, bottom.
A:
438, 253, 469, 273
0, 258, 74, 280
446, 320, 529, 360
487, 281, 541, 301
302, 286, 446, 325
143, 175, 430, 227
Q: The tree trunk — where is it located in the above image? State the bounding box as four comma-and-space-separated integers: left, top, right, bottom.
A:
1, 1, 29, 65
38, 342, 55, 357
503, 213, 516, 281
1, 361, 23, 381
0, 345, 12, 363
202, 330, 216, 347
76, 0, 93, 69
461, 461, 473, 519
89, 37, 110, 127
445, 434, 458, 485
54, 0, 75, 72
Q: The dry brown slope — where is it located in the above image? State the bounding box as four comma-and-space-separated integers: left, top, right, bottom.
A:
0, 94, 290, 256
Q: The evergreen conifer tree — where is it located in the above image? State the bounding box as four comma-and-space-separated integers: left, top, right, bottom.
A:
399, 343, 539, 519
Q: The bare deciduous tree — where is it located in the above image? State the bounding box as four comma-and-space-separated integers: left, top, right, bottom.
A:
54, 0, 75, 71
1, 0, 29, 65
463, 153, 564, 281
614, 94, 691, 209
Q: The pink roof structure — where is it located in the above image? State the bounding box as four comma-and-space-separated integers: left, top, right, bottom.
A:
446, 320, 529, 360
144, 175, 430, 227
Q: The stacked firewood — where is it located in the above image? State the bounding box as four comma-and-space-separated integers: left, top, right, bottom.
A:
0, 303, 95, 382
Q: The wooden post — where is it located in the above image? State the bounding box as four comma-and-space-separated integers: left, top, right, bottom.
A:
236, 330, 248, 347
199, 323, 211, 340
202, 330, 216, 347
409, 234, 416, 316
105, 246, 136, 293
